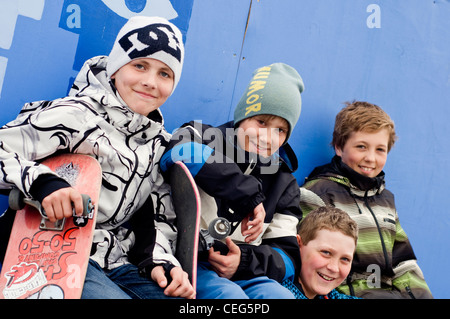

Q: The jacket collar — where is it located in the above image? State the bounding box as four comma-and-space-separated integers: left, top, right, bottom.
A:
217, 121, 298, 173
68, 56, 165, 134
308, 155, 385, 194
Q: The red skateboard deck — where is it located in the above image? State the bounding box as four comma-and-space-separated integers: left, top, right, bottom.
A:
0, 154, 101, 299
170, 161, 201, 292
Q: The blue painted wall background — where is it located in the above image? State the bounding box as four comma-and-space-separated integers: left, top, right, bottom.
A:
0, 0, 448, 298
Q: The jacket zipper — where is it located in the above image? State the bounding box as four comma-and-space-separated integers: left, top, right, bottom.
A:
405, 286, 416, 299
243, 159, 256, 175
224, 159, 257, 236
364, 191, 390, 272
346, 272, 356, 296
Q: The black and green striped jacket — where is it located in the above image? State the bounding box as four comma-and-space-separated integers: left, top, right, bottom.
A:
299, 156, 433, 299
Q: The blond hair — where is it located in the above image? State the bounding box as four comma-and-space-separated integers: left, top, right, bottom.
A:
332, 101, 397, 152
298, 206, 358, 246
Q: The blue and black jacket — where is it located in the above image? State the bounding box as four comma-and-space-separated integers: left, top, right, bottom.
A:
161, 120, 302, 282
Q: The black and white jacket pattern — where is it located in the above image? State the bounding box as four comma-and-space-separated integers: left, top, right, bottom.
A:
0, 56, 179, 270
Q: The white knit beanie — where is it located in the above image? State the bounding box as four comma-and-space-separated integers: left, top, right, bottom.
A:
106, 16, 185, 93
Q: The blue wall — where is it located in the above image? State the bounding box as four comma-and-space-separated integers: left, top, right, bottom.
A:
0, 0, 448, 298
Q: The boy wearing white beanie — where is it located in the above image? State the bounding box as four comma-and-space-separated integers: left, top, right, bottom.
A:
0, 16, 194, 299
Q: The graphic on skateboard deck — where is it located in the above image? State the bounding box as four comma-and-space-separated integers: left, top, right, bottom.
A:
170, 161, 232, 292
0, 154, 101, 299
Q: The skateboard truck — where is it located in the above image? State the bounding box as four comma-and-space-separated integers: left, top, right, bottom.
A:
199, 217, 231, 252
8, 188, 94, 231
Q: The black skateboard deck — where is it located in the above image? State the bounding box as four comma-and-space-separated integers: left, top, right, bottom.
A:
170, 161, 201, 291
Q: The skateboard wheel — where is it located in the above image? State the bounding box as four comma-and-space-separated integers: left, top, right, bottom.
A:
81, 194, 94, 216
208, 217, 231, 240
73, 194, 93, 227
9, 188, 25, 211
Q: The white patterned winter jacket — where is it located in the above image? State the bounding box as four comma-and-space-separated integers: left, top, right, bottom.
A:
0, 56, 180, 270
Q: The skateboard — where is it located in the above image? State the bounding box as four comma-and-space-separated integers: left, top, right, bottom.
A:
170, 161, 231, 292
0, 154, 101, 299
170, 161, 201, 291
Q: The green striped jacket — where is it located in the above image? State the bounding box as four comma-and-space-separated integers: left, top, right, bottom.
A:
299, 156, 433, 299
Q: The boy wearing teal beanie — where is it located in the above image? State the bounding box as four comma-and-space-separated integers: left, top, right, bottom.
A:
162, 63, 304, 298
234, 63, 303, 143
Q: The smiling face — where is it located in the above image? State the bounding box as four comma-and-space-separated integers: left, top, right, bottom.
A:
111, 58, 174, 116
335, 129, 389, 178
236, 115, 288, 157
298, 229, 355, 299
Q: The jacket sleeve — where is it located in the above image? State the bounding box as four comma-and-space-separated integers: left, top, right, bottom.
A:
390, 215, 433, 298
0, 100, 84, 197
233, 178, 302, 282
161, 121, 265, 221
128, 181, 181, 275
234, 236, 300, 282
299, 182, 328, 218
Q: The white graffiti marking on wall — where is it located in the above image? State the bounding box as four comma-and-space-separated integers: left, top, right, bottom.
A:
0, 0, 45, 97
0, 0, 179, 98
101, 0, 178, 20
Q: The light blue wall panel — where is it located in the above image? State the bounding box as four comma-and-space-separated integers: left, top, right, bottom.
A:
163, 0, 251, 132
228, 0, 450, 298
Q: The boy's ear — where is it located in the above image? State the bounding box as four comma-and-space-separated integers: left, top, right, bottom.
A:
334, 145, 342, 156
296, 234, 303, 247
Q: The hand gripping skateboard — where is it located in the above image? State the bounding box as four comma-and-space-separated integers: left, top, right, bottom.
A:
170, 161, 231, 292
0, 154, 101, 299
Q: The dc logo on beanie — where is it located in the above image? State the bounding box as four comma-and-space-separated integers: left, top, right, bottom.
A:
118, 23, 182, 63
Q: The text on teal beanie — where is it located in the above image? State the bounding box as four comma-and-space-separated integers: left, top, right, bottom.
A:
234, 63, 304, 142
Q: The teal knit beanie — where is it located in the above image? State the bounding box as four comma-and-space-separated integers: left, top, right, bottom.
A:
234, 63, 304, 142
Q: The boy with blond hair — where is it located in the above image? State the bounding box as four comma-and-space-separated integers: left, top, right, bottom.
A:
300, 101, 432, 298
282, 206, 359, 299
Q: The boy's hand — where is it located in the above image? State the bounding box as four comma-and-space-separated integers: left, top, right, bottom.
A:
208, 237, 241, 279
41, 187, 84, 222
151, 266, 196, 299
241, 203, 265, 243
